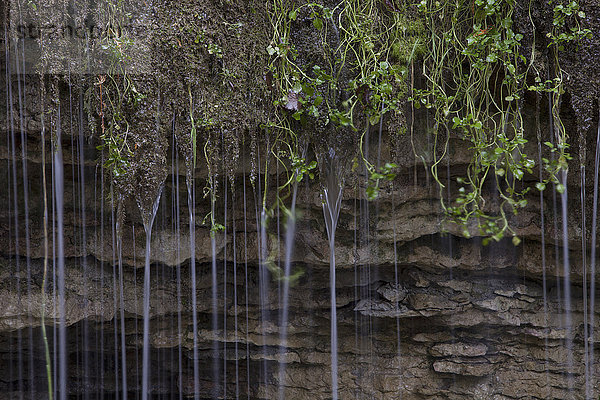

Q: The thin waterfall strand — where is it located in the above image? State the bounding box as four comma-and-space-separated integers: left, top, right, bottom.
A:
321, 153, 343, 400
141, 188, 163, 400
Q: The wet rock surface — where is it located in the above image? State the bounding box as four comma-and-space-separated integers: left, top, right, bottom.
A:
0, 135, 599, 399
1, 1, 600, 398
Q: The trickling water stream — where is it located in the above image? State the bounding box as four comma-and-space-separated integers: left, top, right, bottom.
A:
277, 169, 299, 400
589, 111, 600, 397
140, 188, 163, 400
53, 105, 67, 400
2, 91, 600, 399
186, 169, 200, 400
321, 150, 343, 400
2, 1, 600, 399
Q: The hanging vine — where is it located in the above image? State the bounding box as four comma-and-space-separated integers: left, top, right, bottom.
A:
413, 0, 589, 243
93, 0, 145, 181
266, 0, 424, 201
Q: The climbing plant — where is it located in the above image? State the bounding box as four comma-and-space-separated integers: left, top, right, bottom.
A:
413, 0, 589, 243
92, 0, 145, 180
266, 0, 424, 203
88, 0, 591, 244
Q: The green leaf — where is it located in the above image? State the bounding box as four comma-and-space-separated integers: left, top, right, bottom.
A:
337, 113, 352, 126
289, 10, 297, 20
293, 81, 302, 93
452, 116, 462, 128
383, 162, 397, 172
486, 53, 498, 63
513, 169, 524, 180
313, 17, 323, 30
366, 186, 378, 201
302, 83, 314, 96
512, 236, 521, 246
535, 182, 546, 191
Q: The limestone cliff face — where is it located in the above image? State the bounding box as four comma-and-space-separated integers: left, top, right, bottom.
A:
0, 117, 598, 399
1, 0, 600, 399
